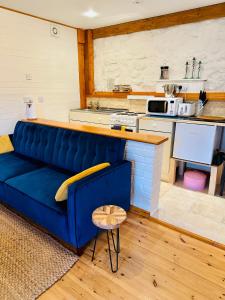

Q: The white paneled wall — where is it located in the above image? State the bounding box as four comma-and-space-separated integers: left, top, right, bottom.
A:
94, 17, 225, 92
125, 141, 163, 212
0, 9, 80, 134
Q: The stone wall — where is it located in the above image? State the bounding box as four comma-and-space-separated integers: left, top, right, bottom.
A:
94, 18, 225, 92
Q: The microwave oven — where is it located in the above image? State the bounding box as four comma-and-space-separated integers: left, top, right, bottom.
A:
146, 97, 183, 116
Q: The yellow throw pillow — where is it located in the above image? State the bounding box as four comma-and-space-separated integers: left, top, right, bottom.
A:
55, 162, 110, 202
0, 135, 14, 154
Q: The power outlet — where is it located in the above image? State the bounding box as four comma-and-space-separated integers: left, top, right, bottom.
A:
38, 96, 44, 103
25, 73, 32, 81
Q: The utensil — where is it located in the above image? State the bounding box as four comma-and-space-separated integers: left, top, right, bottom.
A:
163, 84, 177, 97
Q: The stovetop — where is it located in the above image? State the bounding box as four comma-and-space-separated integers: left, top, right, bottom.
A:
114, 112, 145, 117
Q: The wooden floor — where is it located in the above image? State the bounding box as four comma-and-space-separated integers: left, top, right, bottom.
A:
40, 212, 225, 300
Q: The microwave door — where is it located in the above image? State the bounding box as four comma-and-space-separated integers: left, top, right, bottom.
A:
148, 101, 168, 113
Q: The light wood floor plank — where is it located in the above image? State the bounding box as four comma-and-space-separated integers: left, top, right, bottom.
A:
124, 220, 225, 286
39, 213, 225, 300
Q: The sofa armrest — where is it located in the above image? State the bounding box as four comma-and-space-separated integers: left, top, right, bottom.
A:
67, 160, 131, 248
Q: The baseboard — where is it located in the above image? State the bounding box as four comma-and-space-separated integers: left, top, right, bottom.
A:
149, 215, 225, 251
129, 205, 150, 218
129, 204, 225, 251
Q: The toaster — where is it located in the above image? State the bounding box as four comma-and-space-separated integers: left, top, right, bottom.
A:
178, 102, 196, 117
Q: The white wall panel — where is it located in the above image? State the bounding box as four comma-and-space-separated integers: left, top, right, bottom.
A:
0, 8, 80, 134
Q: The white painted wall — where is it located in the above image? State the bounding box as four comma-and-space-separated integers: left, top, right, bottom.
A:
94, 17, 225, 92
0, 8, 80, 135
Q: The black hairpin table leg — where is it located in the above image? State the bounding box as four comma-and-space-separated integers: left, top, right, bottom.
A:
91, 229, 98, 261
107, 228, 120, 273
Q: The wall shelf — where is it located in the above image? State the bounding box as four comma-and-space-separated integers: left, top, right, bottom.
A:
157, 79, 207, 82
87, 91, 225, 101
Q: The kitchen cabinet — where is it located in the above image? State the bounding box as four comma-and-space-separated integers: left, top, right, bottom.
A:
69, 110, 111, 128
139, 118, 174, 182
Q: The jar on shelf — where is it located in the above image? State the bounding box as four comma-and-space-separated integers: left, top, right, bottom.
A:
160, 66, 169, 80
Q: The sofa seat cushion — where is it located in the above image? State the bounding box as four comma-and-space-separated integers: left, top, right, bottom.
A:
6, 167, 70, 214
0, 152, 42, 182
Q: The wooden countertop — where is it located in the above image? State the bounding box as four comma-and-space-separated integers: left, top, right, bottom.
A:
141, 116, 225, 127
23, 119, 168, 145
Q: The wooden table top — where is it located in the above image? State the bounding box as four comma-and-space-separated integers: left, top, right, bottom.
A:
23, 119, 168, 145
92, 205, 127, 230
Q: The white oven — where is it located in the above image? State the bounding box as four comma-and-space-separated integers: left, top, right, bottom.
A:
110, 112, 146, 132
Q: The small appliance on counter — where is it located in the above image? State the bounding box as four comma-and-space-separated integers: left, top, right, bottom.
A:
163, 84, 182, 98
146, 96, 183, 116
178, 102, 196, 117
163, 84, 177, 97
25, 99, 37, 120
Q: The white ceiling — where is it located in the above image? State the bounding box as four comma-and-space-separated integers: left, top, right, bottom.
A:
0, 0, 224, 29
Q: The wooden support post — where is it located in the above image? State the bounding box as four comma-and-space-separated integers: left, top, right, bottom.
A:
169, 158, 178, 184
208, 164, 223, 196
77, 29, 86, 109
84, 30, 94, 96
77, 29, 95, 108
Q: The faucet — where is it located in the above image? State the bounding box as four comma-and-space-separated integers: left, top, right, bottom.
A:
88, 101, 93, 109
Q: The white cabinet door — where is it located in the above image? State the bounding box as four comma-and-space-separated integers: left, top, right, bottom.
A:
139, 129, 172, 182
139, 119, 173, 133
69, 111, 111, 125
173, 123, 221, 164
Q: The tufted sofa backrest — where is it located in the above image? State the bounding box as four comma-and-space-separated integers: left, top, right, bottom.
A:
51, 128, 125, 173
13, 121, 58, 164
13, 122, 125, 173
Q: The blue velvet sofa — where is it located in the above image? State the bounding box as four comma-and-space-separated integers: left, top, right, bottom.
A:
0, 121, 131, 253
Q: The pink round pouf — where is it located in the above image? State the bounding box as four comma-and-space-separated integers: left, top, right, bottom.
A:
183, 170, 207, 191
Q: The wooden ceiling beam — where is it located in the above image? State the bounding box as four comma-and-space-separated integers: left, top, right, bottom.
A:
93, 2, 225, 39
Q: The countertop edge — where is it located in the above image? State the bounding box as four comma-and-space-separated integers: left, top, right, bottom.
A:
140, 116, 225, 126
22, 119, 168, 145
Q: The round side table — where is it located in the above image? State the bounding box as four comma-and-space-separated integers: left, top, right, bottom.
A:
92, 205, 127, 273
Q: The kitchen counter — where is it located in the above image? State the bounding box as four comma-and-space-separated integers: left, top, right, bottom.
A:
141, 115, 225, 127
24, 118, 168, 145
23, 118, 166, 213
